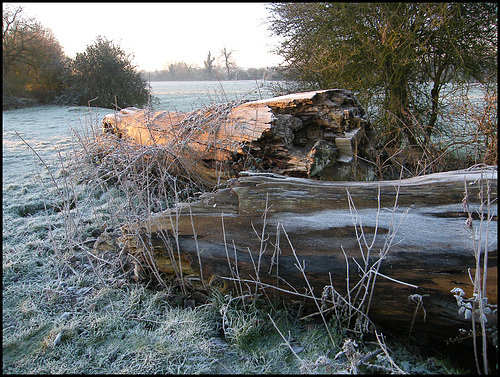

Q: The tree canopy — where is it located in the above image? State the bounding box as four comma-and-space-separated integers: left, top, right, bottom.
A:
3, 6, 151, 110
65, 36, 150, 109
3, 6, 67, 104
267, 3, 498, 147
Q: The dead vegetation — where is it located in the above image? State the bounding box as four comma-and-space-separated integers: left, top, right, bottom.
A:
71, 99, 495, 371
4, 84, 497, 373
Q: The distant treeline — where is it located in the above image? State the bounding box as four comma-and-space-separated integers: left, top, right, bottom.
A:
4, 6, 287, 110
142, 64, 283, 82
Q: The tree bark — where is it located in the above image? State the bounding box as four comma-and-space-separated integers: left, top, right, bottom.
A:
108, 167, 497, 341
101, 89, 376, 186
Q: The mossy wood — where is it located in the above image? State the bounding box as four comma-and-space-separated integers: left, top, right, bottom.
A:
115, 168, 497, 341
101, 89, 375, 185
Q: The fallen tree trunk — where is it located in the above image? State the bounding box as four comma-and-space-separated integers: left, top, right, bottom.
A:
107, 167, 497, 341
101, 89, 375, 186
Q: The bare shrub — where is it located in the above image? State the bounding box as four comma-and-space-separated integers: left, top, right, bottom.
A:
368, 82, 497, 180
451, 167, 497, 374
215, 176, 413, 373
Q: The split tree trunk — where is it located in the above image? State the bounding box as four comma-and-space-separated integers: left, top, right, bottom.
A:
110, 168, 497, 341
101, 89, 375, 186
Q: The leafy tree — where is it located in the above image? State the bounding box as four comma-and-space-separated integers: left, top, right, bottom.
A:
267, 3, 497, 147
65, 36, 149, 109
3, 5, 67, 104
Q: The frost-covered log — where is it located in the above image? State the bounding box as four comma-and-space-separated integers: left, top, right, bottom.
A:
109, 167, 497, 341
101, 89, 375, 185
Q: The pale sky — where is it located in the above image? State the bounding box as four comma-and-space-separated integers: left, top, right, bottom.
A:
4, 2, 283, 71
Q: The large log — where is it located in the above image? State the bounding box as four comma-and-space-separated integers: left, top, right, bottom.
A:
109, 167, 497, 341
101, 89, 375, 186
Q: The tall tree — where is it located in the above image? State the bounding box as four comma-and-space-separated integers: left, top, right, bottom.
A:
219, 47, 236, 80
3, 5, 67, 103
416, 3, 498, 139
204, 51, 215, 80
267, 3, 497, 147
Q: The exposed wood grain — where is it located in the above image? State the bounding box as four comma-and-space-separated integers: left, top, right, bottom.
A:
114, 167, 497, 340
101, 89, 375, 185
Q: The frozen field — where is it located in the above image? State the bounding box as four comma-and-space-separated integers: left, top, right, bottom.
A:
2, 80, 275, 246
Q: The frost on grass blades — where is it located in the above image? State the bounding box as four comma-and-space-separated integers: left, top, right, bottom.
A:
149, 80, 277, 112
2, 80, 490, 374
3, 105, 110, 248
